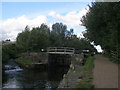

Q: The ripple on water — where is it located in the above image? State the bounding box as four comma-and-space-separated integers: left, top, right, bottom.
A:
3, 59, 69, 88
5, 68, 23, 73
3, 77, 22, 88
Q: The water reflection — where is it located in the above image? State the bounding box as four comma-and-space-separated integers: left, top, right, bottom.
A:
2, 59, 69, 88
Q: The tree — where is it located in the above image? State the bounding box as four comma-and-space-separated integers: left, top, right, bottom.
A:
16, 25, 30, 52
50, 23, 67, 47
81, 2, 119, 54
16, 22, 97, 53
16, 24, 50, 52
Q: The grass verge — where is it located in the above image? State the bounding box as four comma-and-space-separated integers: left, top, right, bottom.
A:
77, 56, 95, 89
16, 57, 37, 64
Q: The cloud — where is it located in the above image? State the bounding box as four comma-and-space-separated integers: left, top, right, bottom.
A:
1, 7, 89, 41
94, 45, 103, 52
91, 42, 103, 52
0, 15, 49, 41
48, 7, 88, 29
76, 33, 85, 39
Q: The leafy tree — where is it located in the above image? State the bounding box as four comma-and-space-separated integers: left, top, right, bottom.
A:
2, 44, 18, 67
15, 22, 97, 53
16, 25, 30, 52
81, 2, 119, 53
81, 2, 120, 63
29, 24, 50, 51
16, 24, 50, 52
50, 23, 67, 47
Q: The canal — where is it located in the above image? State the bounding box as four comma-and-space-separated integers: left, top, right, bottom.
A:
2, 59, 69, 88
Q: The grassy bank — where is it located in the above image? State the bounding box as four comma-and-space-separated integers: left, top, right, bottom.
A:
77, 56, 95, 89
16, 57, 38, 64
16, 57, 47, 70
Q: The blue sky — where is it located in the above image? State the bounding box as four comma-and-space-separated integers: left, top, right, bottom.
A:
1, 2, 90, 41
2, 2, 90, 20
1, 2, 103, 52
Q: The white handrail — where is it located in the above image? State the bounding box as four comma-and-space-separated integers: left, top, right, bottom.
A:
47, 47, 74, 54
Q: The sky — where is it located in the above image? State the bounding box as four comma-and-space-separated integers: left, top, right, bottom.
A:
0, 1, 103, 52
1, 2, 90, 40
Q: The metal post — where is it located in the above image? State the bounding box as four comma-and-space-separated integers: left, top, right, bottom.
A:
55, 47, 57, 53
64, 47, 66, 54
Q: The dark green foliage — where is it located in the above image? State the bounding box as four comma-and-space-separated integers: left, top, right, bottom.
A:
2, 23, 97, 69
65, 37, 97, 53
29, 24, 50, 51
16, 23, 97, 53
2, 44, 18, 69
81, 2, 120, 61
50, 23, 67, 47
83, 57, 94, 72
16, 24, 50, 52
2, 44, 17, 60
16, 26, 30, 52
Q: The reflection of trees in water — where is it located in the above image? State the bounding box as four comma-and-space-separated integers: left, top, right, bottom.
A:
16, 66, 69, 88
3, 59, 69, 88
47, 66, 69, 81
47, 65, 69, 88
16, 69, 48, 88
18, 69, 48, 81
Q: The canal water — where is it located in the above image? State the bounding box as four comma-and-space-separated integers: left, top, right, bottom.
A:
2, 59, 69, 89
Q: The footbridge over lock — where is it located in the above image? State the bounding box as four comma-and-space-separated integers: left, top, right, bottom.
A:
47, 47, 75, 66
47, 47, 75, 55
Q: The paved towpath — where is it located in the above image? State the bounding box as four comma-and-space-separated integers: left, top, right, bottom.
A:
93, 55, 118, 88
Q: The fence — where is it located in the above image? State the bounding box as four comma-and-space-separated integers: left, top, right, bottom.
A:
47, 47, 75, 54
110, 50, 120, 63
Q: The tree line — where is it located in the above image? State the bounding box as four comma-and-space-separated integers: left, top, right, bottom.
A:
16, 23, 96, 53
81, 2, 120, 62
2, 22, 97, 69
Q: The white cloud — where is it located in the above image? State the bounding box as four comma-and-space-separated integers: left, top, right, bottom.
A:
76, 33, 85, 39
0, 15, 49, 41
48, 8, 89, 39
91, 42, 103, 52
49, 7, 88, 29
1, 7, 89, 41
94, 45, 103, 52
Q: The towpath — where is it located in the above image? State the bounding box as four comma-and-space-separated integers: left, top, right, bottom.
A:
93, 55, 118, 88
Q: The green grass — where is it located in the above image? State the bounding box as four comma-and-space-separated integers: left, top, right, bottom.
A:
77, 56, 95, 89
83, 57, 94, 72
77, 82, 94, 89
16, 57, 37, 64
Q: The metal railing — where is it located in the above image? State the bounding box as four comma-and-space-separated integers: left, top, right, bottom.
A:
47, 47, 75, 54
